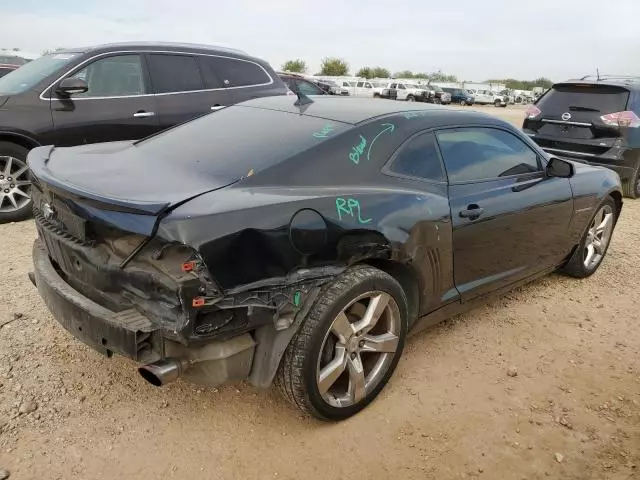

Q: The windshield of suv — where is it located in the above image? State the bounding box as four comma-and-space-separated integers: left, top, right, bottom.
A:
0, 53, 80, 95
537, 84, 629, 116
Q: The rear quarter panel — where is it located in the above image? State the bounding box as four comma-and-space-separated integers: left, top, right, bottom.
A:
158, 112, 456, 313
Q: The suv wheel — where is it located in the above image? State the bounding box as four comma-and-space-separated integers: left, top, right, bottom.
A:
459, 100, 467, 106
0, 142, 32, 224
276, 265, 408, 421
560, 196, 617, 278
494, 99, 501, 107
406, 95, 415, 102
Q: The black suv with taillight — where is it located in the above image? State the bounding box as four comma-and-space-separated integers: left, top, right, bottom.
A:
523, 76, 640, 197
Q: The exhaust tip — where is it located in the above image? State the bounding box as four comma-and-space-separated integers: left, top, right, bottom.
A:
138, 357, 187, 387
138, 366, 164, 387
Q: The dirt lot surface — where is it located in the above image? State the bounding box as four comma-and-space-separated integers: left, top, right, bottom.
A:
0, 105, 638, 480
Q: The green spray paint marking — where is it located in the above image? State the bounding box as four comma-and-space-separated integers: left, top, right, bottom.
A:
366, 123, 395, 161
313, 124, 335, 139
336, 197, 372, 224
349, 135, 367, 164
293, 290, 301, 307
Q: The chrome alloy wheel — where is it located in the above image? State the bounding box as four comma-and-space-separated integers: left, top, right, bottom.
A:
0, 156, 31, 213
583, 204, 614, 270
316, 291, 401, 408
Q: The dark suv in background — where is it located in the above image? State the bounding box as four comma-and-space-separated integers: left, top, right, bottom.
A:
523, 76, 640, 197
441, 87, 474, 106
0, 42, 287, 222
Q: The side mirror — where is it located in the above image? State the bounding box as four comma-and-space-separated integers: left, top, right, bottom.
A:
546, 157, 574, 178
56, 77, 88, 97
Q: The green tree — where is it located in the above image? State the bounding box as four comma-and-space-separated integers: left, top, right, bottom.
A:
428, 71, 458, 83
281, 59, 307, 73
371, 67, 391, 78
320, 57, 349, 76
394, 70, 414, 78
356, 67, 374, 78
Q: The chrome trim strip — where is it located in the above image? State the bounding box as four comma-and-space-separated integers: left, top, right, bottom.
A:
541, 118, 592, 127
543, 147, 597, 157
40, 50, 274, 101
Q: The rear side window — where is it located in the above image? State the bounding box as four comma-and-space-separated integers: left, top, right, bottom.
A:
200, 56, 270, 87
437, 127, 540, 182
389, 132, 444, 181
147, 54, 203, 93
537, 84, 629, 115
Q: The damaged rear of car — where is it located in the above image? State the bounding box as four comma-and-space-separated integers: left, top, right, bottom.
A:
29, 105, 361, 391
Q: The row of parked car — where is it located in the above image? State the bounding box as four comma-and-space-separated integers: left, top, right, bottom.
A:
278, 73, 513, 108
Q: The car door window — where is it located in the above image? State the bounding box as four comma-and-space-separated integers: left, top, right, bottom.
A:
437, 127, 541, 183
201, 56, 270, 87
389, 132, 445, 181
295, 79, 325, 96
147, 54, 203, 93
398, 83, 406, 90
390, 83, 397, 89
70, 54, 146, 97
356, 81, 364, 87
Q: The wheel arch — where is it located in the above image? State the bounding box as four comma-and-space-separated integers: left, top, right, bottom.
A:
361, 258, 421, 326
0, 131, 41, 151
609, 189, 623, 221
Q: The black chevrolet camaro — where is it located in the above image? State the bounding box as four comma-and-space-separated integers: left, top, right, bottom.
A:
27, 96, 622, 421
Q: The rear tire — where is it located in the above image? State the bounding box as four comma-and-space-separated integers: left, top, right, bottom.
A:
0, 141, 33, 224
275, 265, 408, 421
625, 161, 640, 198
406, 95, 415, 102
560, 196, 617, 278
494, 99, 501, 107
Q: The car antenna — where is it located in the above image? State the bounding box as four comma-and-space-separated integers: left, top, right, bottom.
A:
294, 89, 314, 108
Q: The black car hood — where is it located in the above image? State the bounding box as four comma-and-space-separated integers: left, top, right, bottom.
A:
28, 142, 240, 215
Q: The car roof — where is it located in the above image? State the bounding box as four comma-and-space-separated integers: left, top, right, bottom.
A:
237, 96, 508, 126
558, 78, 640, 90
56, 42, 248, 57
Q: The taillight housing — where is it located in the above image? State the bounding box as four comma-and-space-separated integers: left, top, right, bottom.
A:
525, 105, 542, 119
600, 111, 640, 128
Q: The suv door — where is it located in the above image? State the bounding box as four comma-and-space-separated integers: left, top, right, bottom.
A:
436, 126, 574, 300
146, 53, 226, 129
50, 54, 160, 146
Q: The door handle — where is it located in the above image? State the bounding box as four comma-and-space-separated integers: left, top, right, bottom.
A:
133, 111, 155, 118
210, 105, 225, 111
459, 205, 484, 220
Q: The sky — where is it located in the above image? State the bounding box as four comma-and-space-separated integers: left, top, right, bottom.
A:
1, 0, 639, 82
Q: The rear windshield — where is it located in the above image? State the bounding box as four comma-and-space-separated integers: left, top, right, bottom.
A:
537, 84, 629, 115
0, 53, 79, 95
134, 105, 351, 179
